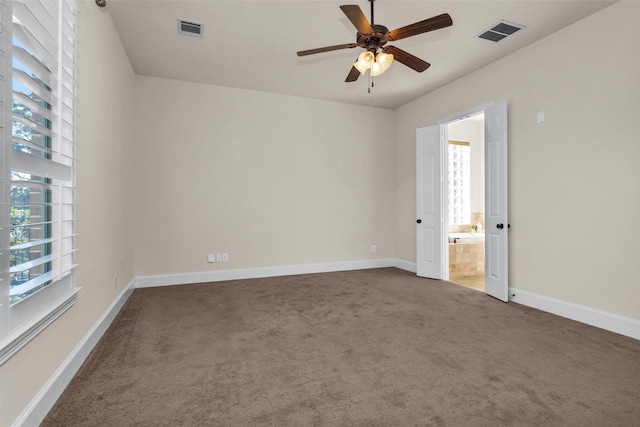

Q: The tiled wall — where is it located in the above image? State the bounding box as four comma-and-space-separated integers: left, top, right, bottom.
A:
449, 242, 485, 278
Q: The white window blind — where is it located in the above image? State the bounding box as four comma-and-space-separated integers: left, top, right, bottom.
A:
0, 0, 78, 365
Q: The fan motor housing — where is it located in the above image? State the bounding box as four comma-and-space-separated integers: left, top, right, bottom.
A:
356, 24, 389, 50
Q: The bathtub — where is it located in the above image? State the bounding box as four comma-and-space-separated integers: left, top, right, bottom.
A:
449, 232, 485, 244
449, 233, 485, 278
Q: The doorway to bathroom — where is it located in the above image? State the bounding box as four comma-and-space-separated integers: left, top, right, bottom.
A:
447, 114, 485, 292
416, 100, 508, 301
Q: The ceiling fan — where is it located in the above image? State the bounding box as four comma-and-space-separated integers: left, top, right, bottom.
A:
296, 0, 453, 83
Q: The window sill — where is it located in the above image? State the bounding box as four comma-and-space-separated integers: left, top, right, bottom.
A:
0, 287, 80, 366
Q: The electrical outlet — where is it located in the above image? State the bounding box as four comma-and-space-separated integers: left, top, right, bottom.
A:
113, 274, 118, 288
216, 254, 222, 262
207, 253, 215, 263
222, 253, 229, 262
371, 245, 377, 253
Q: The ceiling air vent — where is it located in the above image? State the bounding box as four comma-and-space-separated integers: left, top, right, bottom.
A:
476, 20, 525, 43
177, 19, 203, 38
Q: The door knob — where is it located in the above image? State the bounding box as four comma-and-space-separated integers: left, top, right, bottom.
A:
417, 219, 422, 224
497, 223, 504, 229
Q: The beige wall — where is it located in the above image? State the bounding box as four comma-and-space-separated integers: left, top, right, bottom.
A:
133, 76, 395, 276
0, 2, 137, 425
394, 1, 640, 320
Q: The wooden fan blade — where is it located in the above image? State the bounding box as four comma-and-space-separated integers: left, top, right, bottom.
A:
340, 5, 373, 35
297, 43, 357, 57
386, 13, 452, 41
345, 64, 361, 82
383, 46, 430, 72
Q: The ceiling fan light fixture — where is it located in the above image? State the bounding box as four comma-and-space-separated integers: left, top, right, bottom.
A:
354, 51, 375, 74
298, 2, 452, 84
371, 52, 394, 76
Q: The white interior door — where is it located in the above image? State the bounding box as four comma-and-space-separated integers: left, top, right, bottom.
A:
416, 125, 445, 279
484, 101, 509, 301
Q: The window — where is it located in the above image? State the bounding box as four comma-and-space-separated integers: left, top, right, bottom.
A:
448, 141, 470, 225
0, 0, 78, 364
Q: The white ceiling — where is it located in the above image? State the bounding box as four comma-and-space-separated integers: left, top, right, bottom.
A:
105, 0, 616, 109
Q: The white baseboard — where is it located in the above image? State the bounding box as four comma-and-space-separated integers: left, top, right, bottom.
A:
393, 259, 417, 273
509, 288, 640, 340
13, 279, 136, 427
136, 258, 397, 288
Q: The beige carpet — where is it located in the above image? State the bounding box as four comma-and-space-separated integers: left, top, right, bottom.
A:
42, 268, 640, 426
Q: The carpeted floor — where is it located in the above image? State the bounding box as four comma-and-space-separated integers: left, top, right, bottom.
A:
42, 268, 640, 426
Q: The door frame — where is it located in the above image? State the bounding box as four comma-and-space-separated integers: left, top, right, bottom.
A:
439, 103, 493, 281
